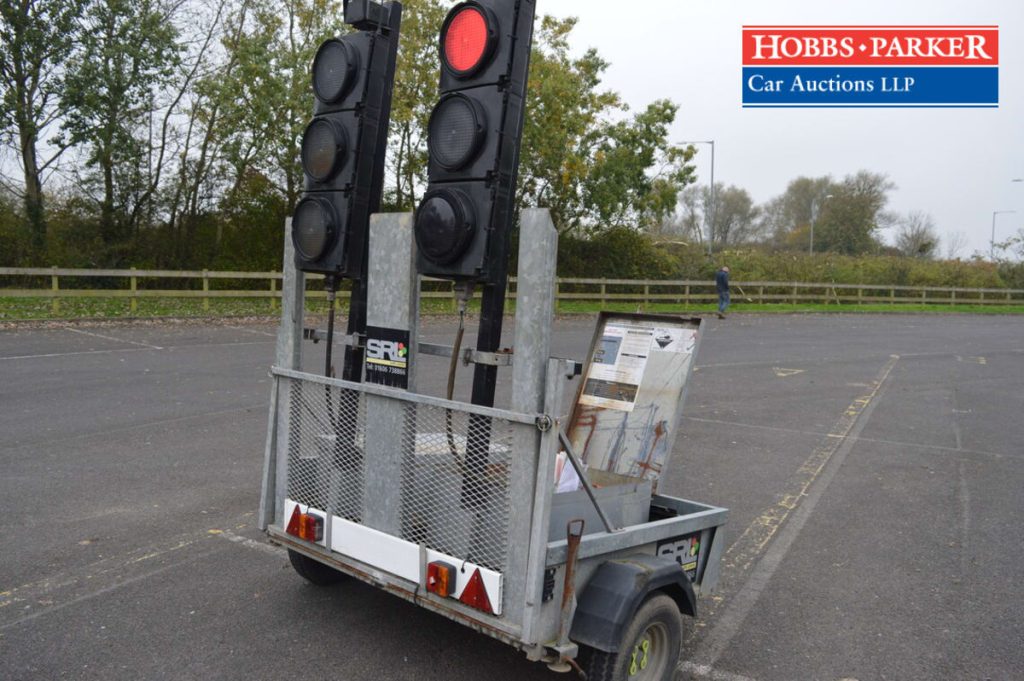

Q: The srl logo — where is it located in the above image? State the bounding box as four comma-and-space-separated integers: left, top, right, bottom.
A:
366, 338, 407, 363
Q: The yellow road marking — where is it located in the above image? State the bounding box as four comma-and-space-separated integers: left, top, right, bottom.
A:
723, 355, 901, 574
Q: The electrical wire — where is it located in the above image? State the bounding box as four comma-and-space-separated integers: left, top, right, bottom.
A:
445, 284, 472, 461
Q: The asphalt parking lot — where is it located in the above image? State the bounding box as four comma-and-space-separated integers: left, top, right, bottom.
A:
1, 313, 1022, 681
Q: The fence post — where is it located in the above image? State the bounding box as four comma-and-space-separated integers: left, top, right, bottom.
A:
890, 288, 895, 305
51, 266, 60, 316
921, 289, 926, 305
270, 273, 277, 311
758, 285, 764, 305
684, 284, 690, 306
555, 279, 561, 313
203, 269, 210, 312
601, 282, 607, 306
951, 289, 956, 304
643, 283, 649, 310
979, 290, 985, 303
791, 284, 797, 305
130, 267, 138, 314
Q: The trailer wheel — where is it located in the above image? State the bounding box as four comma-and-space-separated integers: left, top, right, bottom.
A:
577, 592, 682, 681
288, 549, 348, 586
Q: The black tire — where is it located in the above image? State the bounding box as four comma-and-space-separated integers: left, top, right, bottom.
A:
577, 592, 682, 681
287, 549, 348, 586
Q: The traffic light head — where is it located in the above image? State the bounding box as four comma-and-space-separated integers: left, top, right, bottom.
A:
291, 4, 401, 277
414, 0, 536, 282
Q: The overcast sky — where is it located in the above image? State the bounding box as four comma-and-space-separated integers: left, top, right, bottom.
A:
544, 0, 1024, 257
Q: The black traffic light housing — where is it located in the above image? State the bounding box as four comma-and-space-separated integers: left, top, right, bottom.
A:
414, 0, 536, 282
292, 2, 402, 278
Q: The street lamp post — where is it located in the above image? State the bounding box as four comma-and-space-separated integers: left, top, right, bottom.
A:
810, 194, 833, 256
991, 210, 1017, 260
678, 140, 715, 256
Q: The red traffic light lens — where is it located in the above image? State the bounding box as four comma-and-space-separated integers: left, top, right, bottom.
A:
293, 196, 337, 261
415, 189, 476, 266
428, 94, 485, 171
312, 39, 359, 103
442, 5, 493, 75
302, 118, 348, 182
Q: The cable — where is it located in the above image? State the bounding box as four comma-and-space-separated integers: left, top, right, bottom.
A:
445, 283, 473, 461
324, 276, 337, 378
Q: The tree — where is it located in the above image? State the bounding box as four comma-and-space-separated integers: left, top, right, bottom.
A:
60, 0, 182, 255
677, 183, 760, 246
0, 0, 88, 251
385, 0, 446, 211
518, 15, 623, 232
813, 171, 895, 255
945, 231, 969, 259
582, 100, 694, 232
894, 211, 938, 258
757, 175, 834, 251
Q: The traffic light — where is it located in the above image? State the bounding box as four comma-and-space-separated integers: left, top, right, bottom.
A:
292, 0, 402, 277
414, 0, 537, 282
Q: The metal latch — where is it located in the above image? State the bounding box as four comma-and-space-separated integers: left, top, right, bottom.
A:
462, 348, 513, 367
303, 328, 363, 347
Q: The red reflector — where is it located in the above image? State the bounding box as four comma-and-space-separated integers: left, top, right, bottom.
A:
426, 561, 456, 597
444, 7, 488, 73
458, 568, 494, 614
286, 505, 303, 536
286, 506, 323, 543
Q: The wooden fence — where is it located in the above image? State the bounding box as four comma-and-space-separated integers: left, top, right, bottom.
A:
1, 267, 1023, 316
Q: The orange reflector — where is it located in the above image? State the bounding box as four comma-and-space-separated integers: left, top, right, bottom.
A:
299, 513, 323, 542
458, 568, 494, 614
286, 505, 323, 543
426, 561, 456, 598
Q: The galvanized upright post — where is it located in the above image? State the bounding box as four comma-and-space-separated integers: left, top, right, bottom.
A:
362, 213, 418, 534
259, 219, 305, 530
507, 208, 558, 631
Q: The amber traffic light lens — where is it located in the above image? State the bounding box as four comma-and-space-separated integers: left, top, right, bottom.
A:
428, 94, 485, 171
301, 119, 348, 183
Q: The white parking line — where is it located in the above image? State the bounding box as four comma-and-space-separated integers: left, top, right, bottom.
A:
0, 338, 271, 361
213, 529, 286, 557
65, 326, 164, 349
680, 661, 759, 681
227, 325, 277, 338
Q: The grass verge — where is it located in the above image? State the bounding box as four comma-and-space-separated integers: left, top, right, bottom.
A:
2, 296, 1023, 321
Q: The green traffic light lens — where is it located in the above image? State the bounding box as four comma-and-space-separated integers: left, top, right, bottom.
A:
312, 39, 358, 103
293, 197, 336, 261
415, 189, 476, 265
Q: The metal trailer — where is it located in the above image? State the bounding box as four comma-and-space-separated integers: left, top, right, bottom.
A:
258, 210, 727, 680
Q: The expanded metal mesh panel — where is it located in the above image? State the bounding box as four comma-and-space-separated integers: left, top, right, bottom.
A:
285, 378, 366, 522
399, 407, 514, 572
281, 373, 518, 575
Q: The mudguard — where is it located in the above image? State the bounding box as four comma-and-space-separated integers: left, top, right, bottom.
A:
569, 555, 696, 653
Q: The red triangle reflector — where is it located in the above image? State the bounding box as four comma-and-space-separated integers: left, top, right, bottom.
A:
286, 505, 303, 536
458, 568, 493, 614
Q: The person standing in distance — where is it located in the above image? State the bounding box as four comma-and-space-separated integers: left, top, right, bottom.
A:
715, 266, 730, 319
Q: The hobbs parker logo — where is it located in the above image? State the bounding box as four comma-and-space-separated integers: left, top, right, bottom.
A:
741, 26, 999, 107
